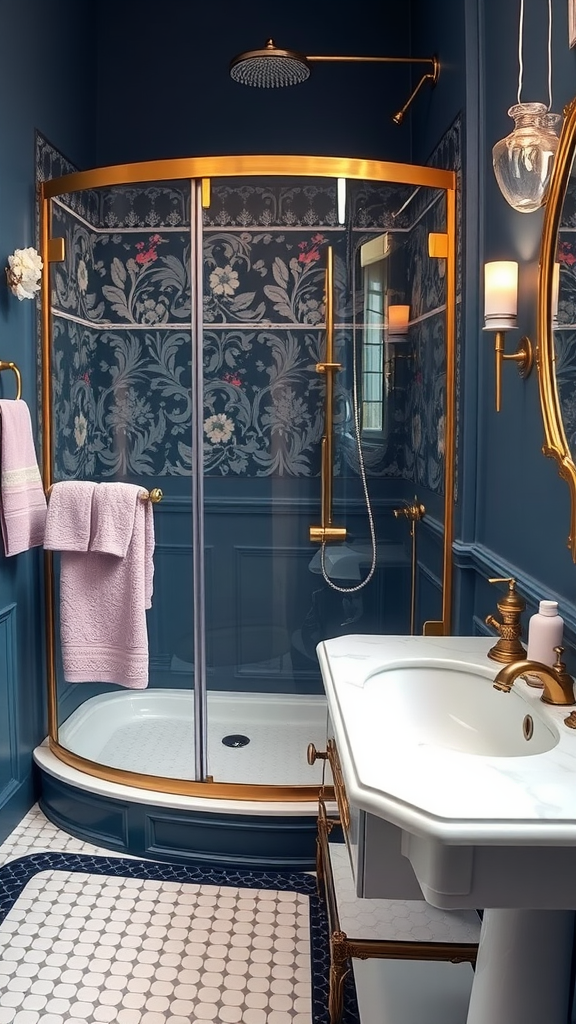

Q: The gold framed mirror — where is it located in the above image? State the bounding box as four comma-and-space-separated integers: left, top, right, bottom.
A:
538, 96, 576, 560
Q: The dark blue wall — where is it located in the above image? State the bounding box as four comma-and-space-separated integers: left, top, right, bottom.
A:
93, 0, 412, 165
4, 0, 576, 844
0, 2, 97, 839
479, 0, 576, 588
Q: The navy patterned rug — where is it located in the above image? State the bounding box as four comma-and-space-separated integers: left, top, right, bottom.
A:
0, 852, 360, 1024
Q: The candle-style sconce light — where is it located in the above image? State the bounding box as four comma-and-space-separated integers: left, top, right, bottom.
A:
483, 260, 533, 413
387, 304, 411, 338
385, 304, 412, 391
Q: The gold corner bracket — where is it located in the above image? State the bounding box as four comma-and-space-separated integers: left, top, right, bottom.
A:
428, 232, 448, 259
47, 237, 65, 262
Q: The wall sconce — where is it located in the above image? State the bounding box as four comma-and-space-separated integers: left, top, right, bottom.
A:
387, 304, 410, 339
483, 261, 533, 412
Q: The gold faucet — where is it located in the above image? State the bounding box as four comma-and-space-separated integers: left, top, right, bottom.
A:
485, 577, 527, 664
493, 647, 576, 706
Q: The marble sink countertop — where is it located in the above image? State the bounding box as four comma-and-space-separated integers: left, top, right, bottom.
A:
316, 634, 576, 846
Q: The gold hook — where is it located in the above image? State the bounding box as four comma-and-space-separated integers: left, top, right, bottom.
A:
0, 361, 22, 400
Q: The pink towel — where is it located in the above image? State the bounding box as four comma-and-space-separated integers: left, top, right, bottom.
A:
0, 399, 47, 556
44, 481, 155, 688
44, 481, 96, 551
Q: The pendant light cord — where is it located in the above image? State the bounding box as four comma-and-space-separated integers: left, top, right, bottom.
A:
517, 0, 524, 104
517, 0, 553, 109
547, 0, 553, 110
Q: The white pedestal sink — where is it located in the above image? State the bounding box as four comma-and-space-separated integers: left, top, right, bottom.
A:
316, 634, 576, 1024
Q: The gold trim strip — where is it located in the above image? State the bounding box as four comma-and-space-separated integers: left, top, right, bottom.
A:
41, 195, 59, 743
441, 185, 456, 633
40, 156, 455, 199
48, 739, 334, 803
327, 740, 350, 831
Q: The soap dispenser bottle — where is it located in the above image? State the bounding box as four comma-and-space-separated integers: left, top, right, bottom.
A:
525, 600, 564, 687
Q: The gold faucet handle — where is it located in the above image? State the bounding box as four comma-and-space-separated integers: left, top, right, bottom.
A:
553, 647, 567, 671
551, 647, 575, 695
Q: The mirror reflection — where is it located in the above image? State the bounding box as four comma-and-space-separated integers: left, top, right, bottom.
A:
538, 96, 576, 558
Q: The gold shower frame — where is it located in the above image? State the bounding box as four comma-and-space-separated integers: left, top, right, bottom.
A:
40, 155, 456, 800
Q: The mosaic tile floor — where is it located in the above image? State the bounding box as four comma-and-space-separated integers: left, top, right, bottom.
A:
0, 807, 360, 1024
0, 807, 117, 867
0, 863, 311, 1023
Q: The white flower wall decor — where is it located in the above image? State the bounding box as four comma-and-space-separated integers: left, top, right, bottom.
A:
5, 247, 43, 300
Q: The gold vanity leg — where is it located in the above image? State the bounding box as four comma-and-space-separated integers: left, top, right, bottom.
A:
329, 930, 351, 1024
316, 833, 324, 895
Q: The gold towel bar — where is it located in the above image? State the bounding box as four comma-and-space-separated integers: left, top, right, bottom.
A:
46, 484, 163, 504
0, 360, 22, 400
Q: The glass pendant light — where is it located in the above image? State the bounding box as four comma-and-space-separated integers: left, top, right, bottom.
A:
492, 0, 560, 213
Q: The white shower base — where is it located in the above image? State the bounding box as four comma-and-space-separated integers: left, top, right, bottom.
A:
57, 689, 329, 788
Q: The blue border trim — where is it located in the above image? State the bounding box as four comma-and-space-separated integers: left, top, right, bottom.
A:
0, 851, 360, 1024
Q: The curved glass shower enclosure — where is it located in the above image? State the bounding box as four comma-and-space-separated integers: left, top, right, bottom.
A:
39, 156, 456, 800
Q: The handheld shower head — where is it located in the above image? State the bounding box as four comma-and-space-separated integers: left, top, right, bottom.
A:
229, 39, 311, 89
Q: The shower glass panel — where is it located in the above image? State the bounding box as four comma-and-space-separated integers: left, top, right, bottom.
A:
202, 176, 448, 786
48, 181, 197, 783
40, 155, 455, 798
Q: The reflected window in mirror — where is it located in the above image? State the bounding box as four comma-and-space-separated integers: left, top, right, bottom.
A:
360, 233, 411, 439
361, 249, 386, 433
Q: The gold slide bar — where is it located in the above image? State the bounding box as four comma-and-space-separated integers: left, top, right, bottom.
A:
310, 246, 347, 544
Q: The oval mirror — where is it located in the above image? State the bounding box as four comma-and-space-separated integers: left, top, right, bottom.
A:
538, 96, 576, 560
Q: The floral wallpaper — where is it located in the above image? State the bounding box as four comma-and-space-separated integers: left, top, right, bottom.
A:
41, 131, 460, 491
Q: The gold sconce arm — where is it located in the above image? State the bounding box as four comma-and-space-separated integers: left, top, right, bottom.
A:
309, 246, 347, 545
494, 332, 533, 413
0, 360, 22, 400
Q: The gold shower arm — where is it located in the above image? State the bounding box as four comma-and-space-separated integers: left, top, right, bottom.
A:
308, 55, 440, 125
309, 246, 347, 544
0, 360, 22, 399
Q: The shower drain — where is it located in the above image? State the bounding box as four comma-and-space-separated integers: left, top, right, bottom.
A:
222, 734, 250, 747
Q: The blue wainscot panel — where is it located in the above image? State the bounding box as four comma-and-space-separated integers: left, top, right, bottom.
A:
37, 771, 318, 871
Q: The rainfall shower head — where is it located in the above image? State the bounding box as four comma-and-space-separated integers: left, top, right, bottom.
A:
229, 39, 311, 89
229, 40, 440, 122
